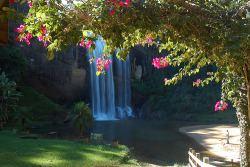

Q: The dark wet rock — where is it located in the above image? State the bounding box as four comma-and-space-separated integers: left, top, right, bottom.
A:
128, 115, 136, 120
181, 114, 196, 122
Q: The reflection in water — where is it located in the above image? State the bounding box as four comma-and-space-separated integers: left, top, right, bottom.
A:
90, 120, 205, 165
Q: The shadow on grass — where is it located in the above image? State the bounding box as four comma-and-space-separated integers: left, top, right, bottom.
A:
0, 130, 130, 167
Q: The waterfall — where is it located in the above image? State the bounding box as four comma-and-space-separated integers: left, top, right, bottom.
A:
114, 53, 133, 119
88, 40, 132, 120
88, 39, 116, 120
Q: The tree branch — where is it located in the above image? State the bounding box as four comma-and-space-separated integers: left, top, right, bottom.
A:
243, 63, 250, 122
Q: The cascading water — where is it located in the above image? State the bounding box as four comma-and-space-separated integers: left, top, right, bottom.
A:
88, 40, 133, 120
114, 53, 133, 119
88, 39, 116, 120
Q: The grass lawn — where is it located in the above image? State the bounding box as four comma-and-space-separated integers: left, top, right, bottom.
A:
0, 130, 138, 167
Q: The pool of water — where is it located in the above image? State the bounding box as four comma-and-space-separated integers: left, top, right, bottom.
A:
90, 120, 205, 165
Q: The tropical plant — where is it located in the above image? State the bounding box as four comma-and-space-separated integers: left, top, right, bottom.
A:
0, 71, 22, 124
66, 101, 93, 138
13, 106, 32, 131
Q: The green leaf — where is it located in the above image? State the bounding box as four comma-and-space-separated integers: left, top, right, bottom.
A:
2, 7, 11, 12
46, 51, 55, 60
36, 12, 41, 18
96, 71, 101, 76
83, 30, 88, 37
89, 46, 94, 54
170, 14, 179, 26
21, 0, 26, 4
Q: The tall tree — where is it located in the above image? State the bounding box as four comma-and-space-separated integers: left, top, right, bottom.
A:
1, 0, 249, 165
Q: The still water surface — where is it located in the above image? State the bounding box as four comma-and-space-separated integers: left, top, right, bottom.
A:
90, 120, 205, 165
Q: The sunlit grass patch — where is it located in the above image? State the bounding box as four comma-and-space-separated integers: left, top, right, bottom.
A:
0, 130, 137, 167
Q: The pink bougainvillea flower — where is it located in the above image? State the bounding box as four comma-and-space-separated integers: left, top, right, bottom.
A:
96, 58, 101, 65
79, 39, 92, 48
114, 0, 117, 5
27, 32, 32, 40
14, 28, 20, 33
152, 57, 168, 69
164, 78, 168, 83
27, 0, 32, 8
110, 0, 114, 2
10, 0, 15, 4
96, 58, 112, 75
86, 41, 92, 49
197, 79, 201, 82
38, 36, 43, 41
14, 25, 24, 33
14, 36, 20, 42
110, 9, 115, 15
149, 38, 153, 43
124, 2, 129, 7
215, 101, 228, 111
119, 1, 124, 6
106, 1, 108, 5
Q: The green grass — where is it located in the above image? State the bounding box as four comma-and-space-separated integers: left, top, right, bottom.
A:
193, 109, 237, 123
17, 86, 64, 119
0, 130, 138, 167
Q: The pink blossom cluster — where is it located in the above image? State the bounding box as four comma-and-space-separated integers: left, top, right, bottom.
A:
152, 57, 168, 69
164, 78, 168, 83
79, 39, 92, 49
193, 79, 201, 86
135, 35, 153, 46
38, 25, 49, 47
215, 101, 228, 111
106, 0, 130, 15
11, 0, 32, 7
145, 35, 153, 43
14, 25, 32, 45
96, 58, 112, 72
27, 0, 32, 8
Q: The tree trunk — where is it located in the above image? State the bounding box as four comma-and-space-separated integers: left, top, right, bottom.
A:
236, 85, 250, 167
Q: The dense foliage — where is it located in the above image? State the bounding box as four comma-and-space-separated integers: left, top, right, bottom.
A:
0, 47, 27, 81
1, 0, 249, 166
132, 65, 222, 116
